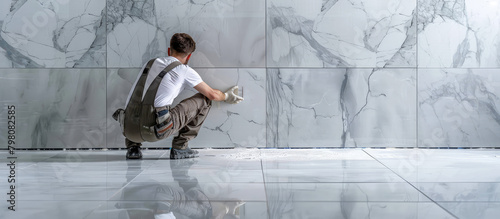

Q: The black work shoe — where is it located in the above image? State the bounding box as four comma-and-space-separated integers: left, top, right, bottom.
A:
126, 146, 142, 159
170, 147, 199, 159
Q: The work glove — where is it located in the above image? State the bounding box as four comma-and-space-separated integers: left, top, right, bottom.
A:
224, 86, 244, 104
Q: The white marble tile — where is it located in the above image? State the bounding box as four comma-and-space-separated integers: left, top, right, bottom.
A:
266, 68, 345, 147
107, 68, 266, 148
418, 182, 500, 202
438, 202, 500, 219
263, 159, 391, 170
414, 153, 500, 182
261, 149, 388, 169
86, 200, 266, 219
0, 0, 106, 67
109, 182, 266, 202
417, 168, 500, 183
267, 68, 416, 147
263, 168, 405, 183
135, 168, 264, 184
261, 150, 407, 183
146, 159, 263, 184
398, 149, 500, 169
418, 0, 500, 67
366, 149, 500, 183
238, 202, 270, 219
0, 151, 62, 169
363, 149, 424, 183
419, 69, 500, 147
265, 201, 454, 219
0, 1, 9, 19
6, 149, 499, 219
155, 148, 263, 170
0, 69, 106, 148
106, 0, 265, 68
417, 203, 457, 219
15, 182, 119, 201
264, 182, 424, 202
0, 200, 105, 219
17, 169, 124, 184
267, 0, 417, 67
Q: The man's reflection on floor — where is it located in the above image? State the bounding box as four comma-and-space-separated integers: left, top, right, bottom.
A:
116, 159, 244, 219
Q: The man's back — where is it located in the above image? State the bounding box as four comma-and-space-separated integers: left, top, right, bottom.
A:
125, 56, 203, 108
114, 33, 243, 160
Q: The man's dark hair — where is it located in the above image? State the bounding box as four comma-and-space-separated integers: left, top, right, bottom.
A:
170, 33, 196, 56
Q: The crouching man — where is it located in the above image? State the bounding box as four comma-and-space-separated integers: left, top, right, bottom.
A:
113, 33, 243, 159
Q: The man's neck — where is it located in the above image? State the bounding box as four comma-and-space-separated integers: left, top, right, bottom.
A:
171, 54, 187, 65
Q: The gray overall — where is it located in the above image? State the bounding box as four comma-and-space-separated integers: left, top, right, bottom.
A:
113, 58, 212, 149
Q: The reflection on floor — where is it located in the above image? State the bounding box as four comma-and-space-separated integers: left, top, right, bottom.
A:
1, 149, 500, 219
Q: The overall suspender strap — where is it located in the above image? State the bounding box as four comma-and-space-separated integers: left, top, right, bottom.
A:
142, 61, 182, 105
125, 58, 156, 109
138, 61, 182, 141
123, 59, 182, 143
123, 58, 157, 143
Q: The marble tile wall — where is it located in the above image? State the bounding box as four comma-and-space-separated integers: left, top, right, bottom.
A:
1, 0, 499, 148
0, 69, 106, 149
0, 0, 106, 68
267, 68, 416, 147
418, 69, 500, 147
267, 0, 417, 67
106, 0, 266, 68
418, 0, 500, 67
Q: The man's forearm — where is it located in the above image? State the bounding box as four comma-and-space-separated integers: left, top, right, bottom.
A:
212, 89, 226, 101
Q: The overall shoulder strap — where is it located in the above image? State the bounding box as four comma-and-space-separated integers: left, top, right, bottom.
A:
142, 61, 182, 105
125, 58, 156, 109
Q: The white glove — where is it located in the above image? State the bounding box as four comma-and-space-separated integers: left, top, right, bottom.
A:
224, 86, 244, 104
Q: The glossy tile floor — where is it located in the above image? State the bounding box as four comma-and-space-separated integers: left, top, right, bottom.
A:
1, 149, 500, 219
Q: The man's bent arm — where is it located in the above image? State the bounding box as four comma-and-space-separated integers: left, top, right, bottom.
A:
194, 82, 226, 101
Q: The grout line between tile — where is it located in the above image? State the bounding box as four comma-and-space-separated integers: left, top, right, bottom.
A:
361, 149, 459, 219
259, 149, 272, 219
415, 0, 419, 149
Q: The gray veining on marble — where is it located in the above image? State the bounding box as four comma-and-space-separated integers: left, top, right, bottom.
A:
418, 69, 500, 147
418, 182, 500, 202
267, 68, 416, 147
265, 200, 454, 219
106, 0, 265, 68
188, 68, 266, 148
0, 0, 106, 68
0, 69, 106, 148
0, 200, 106, 219
267, 0, 417, 68
418, 0, 500, 67
107, 68, 266, 148
438, 202, 500, 219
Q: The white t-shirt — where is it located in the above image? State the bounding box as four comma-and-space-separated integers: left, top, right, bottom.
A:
125, 57, 203, 108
